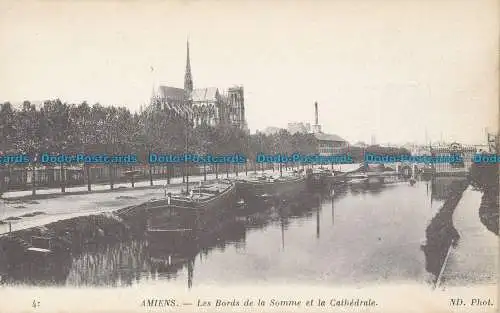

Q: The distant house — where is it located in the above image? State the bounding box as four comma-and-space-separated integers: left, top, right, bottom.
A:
313, 132, 349, 155
353, 141, 368, 148
262, 126, 281, 136
287, 122, 311, 135
430, 143, 476, 176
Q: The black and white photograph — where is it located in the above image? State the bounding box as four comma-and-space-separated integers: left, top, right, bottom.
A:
0, 1, 498, 312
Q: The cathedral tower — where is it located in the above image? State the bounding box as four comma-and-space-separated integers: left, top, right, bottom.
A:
184, 40, 194, 95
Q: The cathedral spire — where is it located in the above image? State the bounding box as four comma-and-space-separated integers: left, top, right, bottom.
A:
184, 40, 193, 95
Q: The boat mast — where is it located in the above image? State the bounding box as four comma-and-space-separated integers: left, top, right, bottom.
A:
185, 111, 189, 194
184, 39, 193, 194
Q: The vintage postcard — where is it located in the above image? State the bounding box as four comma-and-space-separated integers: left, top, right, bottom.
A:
0, 0, 498, 312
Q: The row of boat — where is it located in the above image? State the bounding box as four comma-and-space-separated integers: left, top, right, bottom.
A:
143, 166, 403, 253
305, 166, 403, 189
144, 172, 308, 267
146, 172, 308, 231
145, 166, 404, 236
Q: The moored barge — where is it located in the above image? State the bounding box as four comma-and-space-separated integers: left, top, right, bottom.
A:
146, 180, 238, 256
235, 173, 307, 206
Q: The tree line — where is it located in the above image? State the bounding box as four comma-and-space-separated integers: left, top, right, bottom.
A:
0, 100, 318, 193
0, 99, 414, 194
0, 100, 320, 161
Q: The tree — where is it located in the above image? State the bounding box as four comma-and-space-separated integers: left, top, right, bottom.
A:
14, 101, 42, 195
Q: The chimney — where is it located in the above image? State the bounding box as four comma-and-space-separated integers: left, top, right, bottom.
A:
312, 101, 322, 133
314, 102, 318, 125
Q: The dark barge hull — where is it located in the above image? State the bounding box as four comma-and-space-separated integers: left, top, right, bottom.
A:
146, 182, 238, 254
306, 171, 350, 191
235, 176, 307, 207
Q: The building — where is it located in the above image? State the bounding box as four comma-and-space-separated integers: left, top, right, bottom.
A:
227, 86, 247, 129
430, 143, 476, 176
191, 87, 225, 126
262, 126, 281, 136
150, 41, 247, 130
287, 122, 310, 134
314, 133, 349, 155
353, 141, 368, 148
310, 101, 348, 155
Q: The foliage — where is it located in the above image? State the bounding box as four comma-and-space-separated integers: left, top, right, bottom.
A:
0, 101, 319, 164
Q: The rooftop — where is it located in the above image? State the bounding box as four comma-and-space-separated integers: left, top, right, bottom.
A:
191, 87, 219, 102
313, 132, 347, 142
158, 86, 185, 100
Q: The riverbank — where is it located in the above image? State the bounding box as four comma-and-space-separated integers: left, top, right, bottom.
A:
0, 170, 307, 234
479, 188, 499, 236
1, 166, 364, 202
438, 186, 498, 287
0, 201, 153, 285
420, 179, 469, 286
1, 174, 223, 201
0, 186, 177, 235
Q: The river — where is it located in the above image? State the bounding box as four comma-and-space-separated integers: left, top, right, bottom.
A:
3, 177, 468, 289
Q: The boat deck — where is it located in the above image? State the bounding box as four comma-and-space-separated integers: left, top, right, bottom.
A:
238, 173, 305, 184
159, 181, 233, 203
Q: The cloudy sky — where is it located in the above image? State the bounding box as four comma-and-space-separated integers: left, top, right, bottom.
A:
0, 0, 498, 145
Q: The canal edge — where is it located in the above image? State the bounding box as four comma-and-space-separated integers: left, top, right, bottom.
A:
434, 241, 454, 289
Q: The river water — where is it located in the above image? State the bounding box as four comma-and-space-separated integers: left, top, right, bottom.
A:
4, 178, 468, 289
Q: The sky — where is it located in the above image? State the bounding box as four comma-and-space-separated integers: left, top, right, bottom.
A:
0, 0, 498, 145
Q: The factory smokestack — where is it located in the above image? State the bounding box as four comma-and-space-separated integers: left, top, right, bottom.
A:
312, 101, 321, 133
314, 101, 318, 125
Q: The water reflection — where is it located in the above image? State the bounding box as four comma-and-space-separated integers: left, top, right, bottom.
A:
0, 178, 469, 288
1, 252, 72, 286
66, 240, 151, 287
431, 177, 467, 201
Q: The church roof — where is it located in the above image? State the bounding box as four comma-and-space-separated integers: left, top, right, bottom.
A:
314, 132, 347, 143
191, 87, 219, 102
158, 86, 185, 100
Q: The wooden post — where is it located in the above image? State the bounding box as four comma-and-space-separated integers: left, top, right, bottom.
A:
60, 163, 66, 193
31, 165, 36, 196
203, 163, 207, 181
149, 164, 153, 186
86, 165, 91, 191
167, 164, 171, 184
109, 163, 114, 190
